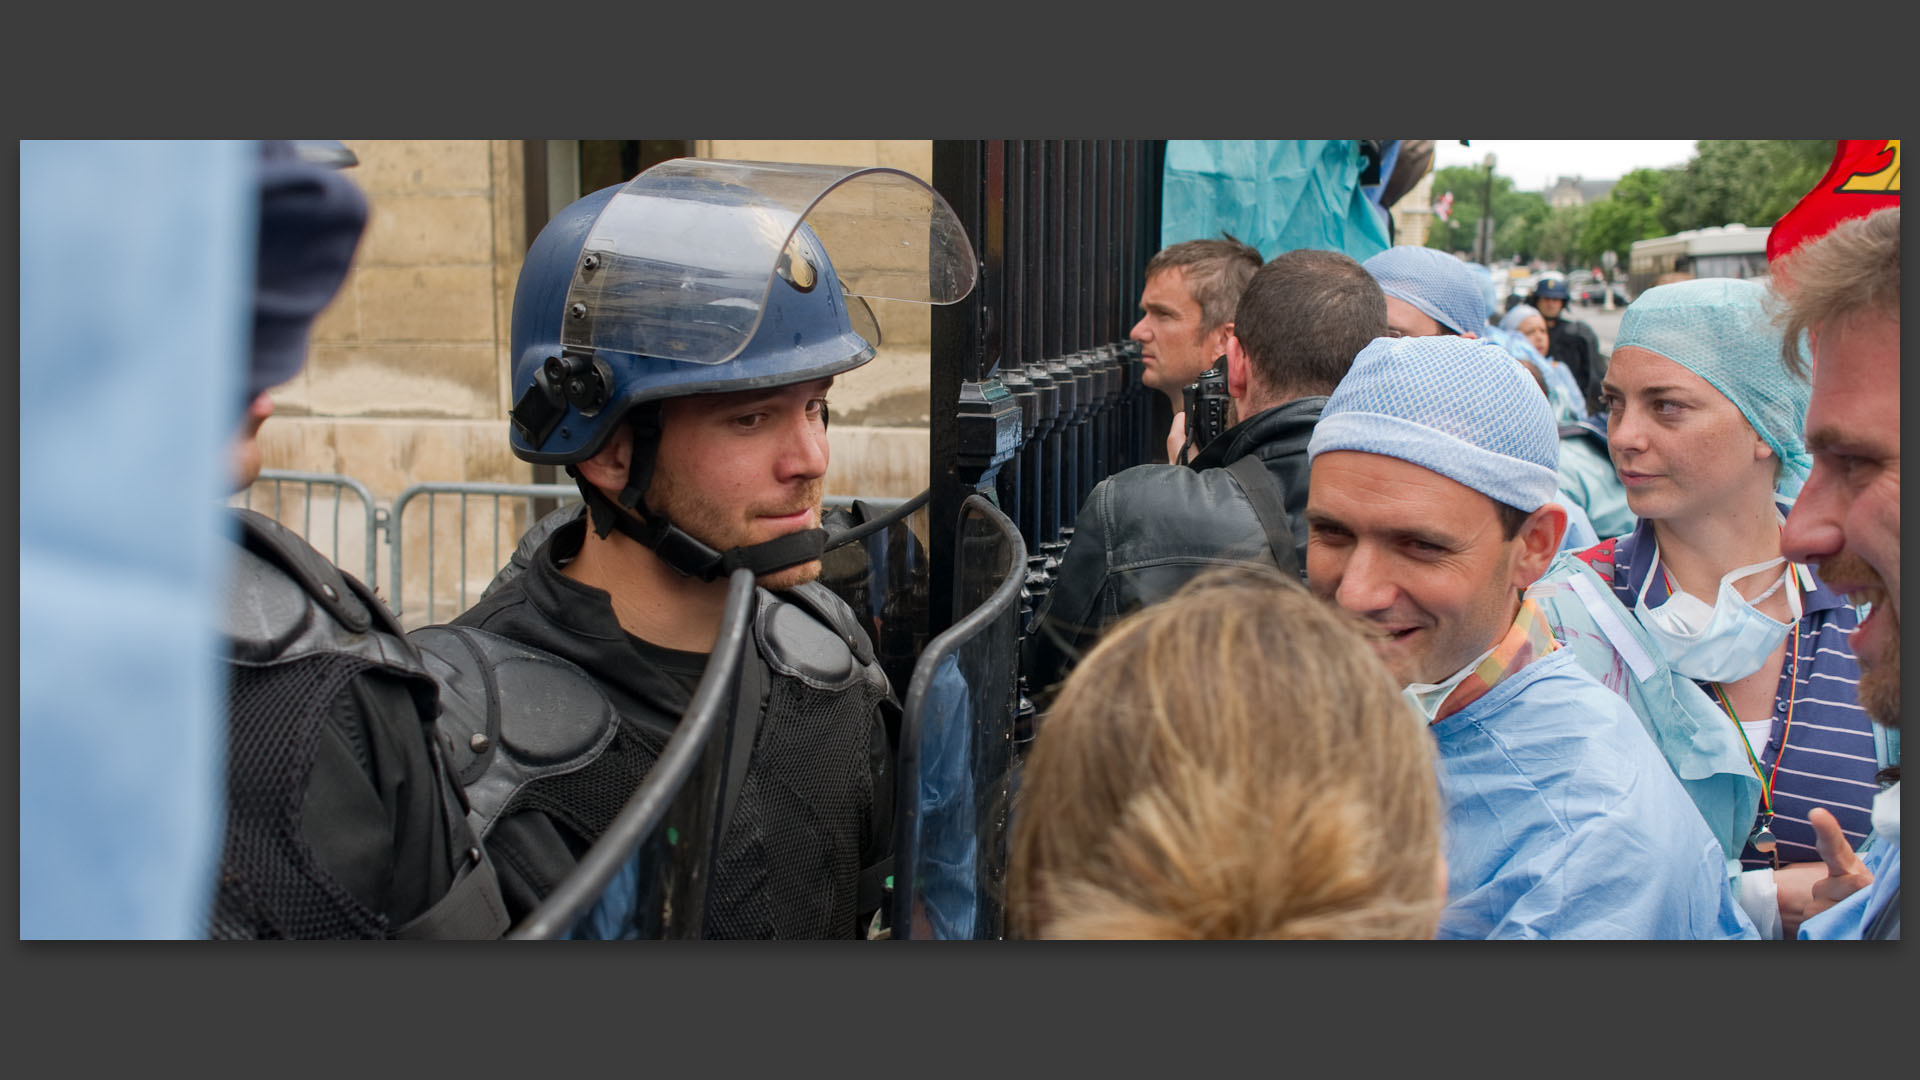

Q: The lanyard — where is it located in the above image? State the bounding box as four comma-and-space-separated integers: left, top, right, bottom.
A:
1662, 567, 1801, 855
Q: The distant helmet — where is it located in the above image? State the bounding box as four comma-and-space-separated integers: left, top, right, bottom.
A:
1530, 273, 1570, 303
506, 159, 976, 578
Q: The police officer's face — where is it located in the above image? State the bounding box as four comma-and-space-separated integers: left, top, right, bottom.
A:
1306, 452, 1552, 689
1783, 309, 1901, 727
1536, 297, 1565, 320
1132, 269, 1226, 397
649, 377, 834, 590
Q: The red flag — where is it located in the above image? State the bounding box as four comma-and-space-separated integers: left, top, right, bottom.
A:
1766, 140, 1900, 264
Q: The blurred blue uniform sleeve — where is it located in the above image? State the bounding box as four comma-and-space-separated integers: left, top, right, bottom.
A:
915, 652, 980, 939
19, 141, 256, 938
1161, 141, 1391, 261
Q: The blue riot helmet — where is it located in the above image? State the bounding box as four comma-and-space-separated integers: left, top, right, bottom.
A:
1530, 272, 1570, 305
507, 158, 977, 580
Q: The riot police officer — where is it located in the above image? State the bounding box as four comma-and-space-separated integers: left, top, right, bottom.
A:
1529, 273, 1607, 415
212, 141, 507, 939
414, 160, 976, 938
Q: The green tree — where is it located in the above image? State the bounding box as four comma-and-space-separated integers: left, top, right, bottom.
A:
1533, 204, 1589, 268
1659, 140, 1835, 232
1423, 165, 1550, 262
1580, 167, 1670, 266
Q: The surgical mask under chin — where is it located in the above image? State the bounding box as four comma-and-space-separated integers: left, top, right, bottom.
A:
1402, 644, 1497, 724
1635, 547, 1802, 683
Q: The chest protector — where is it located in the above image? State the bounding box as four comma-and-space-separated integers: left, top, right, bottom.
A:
417, 581, 893, 939
213, 510, 506, 939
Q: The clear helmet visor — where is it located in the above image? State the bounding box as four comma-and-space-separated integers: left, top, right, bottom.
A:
561, 158, 977, 365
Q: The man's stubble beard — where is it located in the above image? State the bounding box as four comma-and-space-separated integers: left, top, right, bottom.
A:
648, 467, 825, 592
1819, 552, 1900, 729
1858, 615, 1900, 730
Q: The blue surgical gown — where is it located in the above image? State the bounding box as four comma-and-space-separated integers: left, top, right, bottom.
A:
1558, 435, 1634, 540
1433, 650, 1759, 939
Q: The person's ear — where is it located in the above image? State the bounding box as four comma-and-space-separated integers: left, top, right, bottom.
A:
1511, 502, 1567, 589
1204, 319, 1235, 363
1226, 333, 1251, 400
574, 422, 634, 497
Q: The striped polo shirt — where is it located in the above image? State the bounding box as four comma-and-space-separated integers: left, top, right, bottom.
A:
1584, 520, 1881, 870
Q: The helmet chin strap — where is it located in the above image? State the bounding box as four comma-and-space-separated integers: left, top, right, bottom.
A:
568, 407, 827, 582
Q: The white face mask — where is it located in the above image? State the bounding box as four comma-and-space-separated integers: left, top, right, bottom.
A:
1402, 644, 1498, 724
1634, 547, 1802, 683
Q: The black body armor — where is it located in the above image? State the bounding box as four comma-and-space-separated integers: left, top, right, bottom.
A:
420, 523, 896, 939
210, 509, 507, 939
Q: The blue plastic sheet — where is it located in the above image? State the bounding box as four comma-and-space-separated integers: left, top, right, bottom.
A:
1161, 140, 1391, 261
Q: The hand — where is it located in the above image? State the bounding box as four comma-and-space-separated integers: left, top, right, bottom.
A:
1770, 861, 1827, 939
1166, 413, 1187, 464
1802, 807, 1875, 924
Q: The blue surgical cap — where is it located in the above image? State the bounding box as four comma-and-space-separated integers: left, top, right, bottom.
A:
1310, 336, 1560, 511
1613, 278, 1811, 486
1362, 246, 1488, 334
1499, 303, 1542, 333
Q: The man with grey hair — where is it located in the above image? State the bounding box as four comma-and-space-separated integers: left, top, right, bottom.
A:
1130, 233, 1262, 419
1304, 335, 1754, 939
1777, 206, 1902, 940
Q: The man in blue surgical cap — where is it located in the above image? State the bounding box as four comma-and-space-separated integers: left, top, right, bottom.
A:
1362, 245, 1490, 341
1304, 335, 1756, 939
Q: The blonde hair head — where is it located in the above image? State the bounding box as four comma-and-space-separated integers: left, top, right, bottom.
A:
1007, 566, 1445, 939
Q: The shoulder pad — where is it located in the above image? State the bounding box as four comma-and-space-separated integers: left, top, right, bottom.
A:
223, 510, 422, 676
231, 508, 372, 632
757, 583, 883, 691
410, 624, 620, 841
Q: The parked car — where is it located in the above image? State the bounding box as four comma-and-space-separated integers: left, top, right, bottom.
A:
1576, 281, 1630, 306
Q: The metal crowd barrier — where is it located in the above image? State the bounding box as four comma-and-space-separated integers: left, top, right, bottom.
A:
235, 469, 381, 588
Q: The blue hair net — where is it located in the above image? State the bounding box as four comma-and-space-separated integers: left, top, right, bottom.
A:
1362, 246, 1488, 334
1499, 303, 1542, 333
1613, 278, 1811, 488
1310, 336, 1560, 510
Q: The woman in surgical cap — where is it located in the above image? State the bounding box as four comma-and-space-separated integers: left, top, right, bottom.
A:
1498, 303, 1584, 421
1573, 277, 1879, 939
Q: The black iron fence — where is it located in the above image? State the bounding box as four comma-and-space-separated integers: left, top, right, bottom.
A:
924, 139, 1167, 755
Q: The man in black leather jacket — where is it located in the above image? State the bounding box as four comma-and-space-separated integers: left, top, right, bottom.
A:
1023, 249, 1388, 702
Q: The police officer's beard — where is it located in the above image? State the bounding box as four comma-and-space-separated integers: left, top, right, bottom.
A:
648, 468, 825, 591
